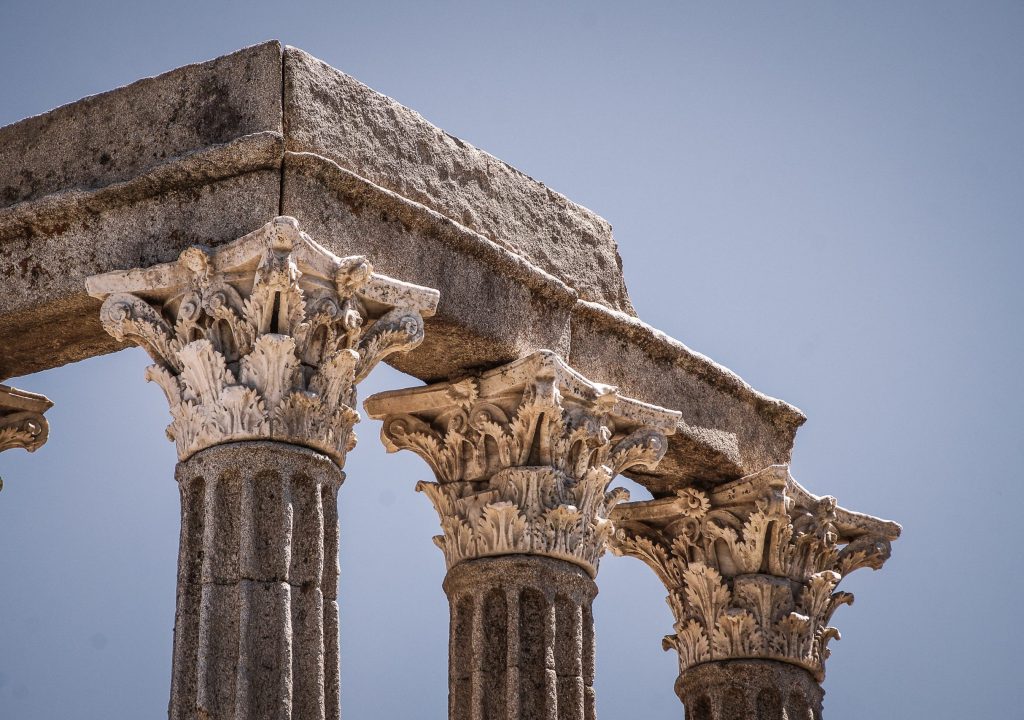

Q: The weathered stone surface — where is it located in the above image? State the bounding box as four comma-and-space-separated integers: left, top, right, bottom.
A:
678, 660, 824, 720
288, 158, 801, 485
611, 464, 901, 690
0, 40, 636, 382
283, 46, 633, 315
0, 384, 52, 455
443, 556, 598, 720
0, 40, 901, 720
281, 153, 577, 379
172, 441, 343, 720
87, 217, 438, 717
570, 301, 805, 489
0, 41, 807, 491
0, 159, 282, 378
86, 216, 438, 466
0, 40, 282, 208
366, 350, 679, 577
372, 354, 677, 718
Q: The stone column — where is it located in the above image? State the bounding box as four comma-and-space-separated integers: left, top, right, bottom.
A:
443, 555, 596, 720
610, 465, 901, 719
364, 351, 680, 720
172, 442, 342, 720
86, 217, 439, 720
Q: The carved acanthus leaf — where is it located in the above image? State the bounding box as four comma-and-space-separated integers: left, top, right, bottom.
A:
0, 412, 49, 454
609, 464, 901, 681
87, 217, 439, 467
354, 308, 426, 384
100, 292, 182, 372
608, 429, 670, 476
366, 352, 680, 576
417, 466, 629, 577
0, 386, 53, 457
374, 367, 674, 488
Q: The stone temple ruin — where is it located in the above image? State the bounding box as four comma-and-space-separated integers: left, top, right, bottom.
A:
0, 41, 900, 720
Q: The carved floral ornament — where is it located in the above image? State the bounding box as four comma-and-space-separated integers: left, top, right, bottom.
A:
86, 217, 439, 467
0, 384, 52, 455
364, 351, 681, 576
610, 464, 901, 681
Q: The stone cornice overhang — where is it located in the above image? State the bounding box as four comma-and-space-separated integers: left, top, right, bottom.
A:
0, 41, 805, 491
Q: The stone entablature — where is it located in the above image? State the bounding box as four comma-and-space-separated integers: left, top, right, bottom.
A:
86, 216, 438, 466
0, 384, 52, 454
0, 42, 807, 489
0, 43, 905, 718
365, 351, 680, 576
610, 464, 901, 681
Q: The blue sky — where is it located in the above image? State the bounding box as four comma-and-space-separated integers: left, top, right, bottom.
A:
1, 2, 1022, 718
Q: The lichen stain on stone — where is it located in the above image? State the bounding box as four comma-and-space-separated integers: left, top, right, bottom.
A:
196, 77, 245, 147
1, 169, 39, 206
17, 257, 50, 285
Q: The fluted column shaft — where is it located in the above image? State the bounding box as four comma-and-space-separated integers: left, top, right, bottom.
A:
170, 441, 343, 720
444, 556, 597, 720
678, 661, 823, 720
86, 217, 439, 720
365, 351, 681, 720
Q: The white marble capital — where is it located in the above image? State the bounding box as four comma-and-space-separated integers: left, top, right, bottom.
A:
86, 216, 439, 467
611, 464, 901, 681
365, 350, 681, 576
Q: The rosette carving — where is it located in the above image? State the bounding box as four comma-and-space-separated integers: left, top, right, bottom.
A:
86, 217, 439, 466
365, 351, 680, 576
610, 465, 901, 681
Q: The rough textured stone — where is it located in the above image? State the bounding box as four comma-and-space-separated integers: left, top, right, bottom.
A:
678, 661, 823, 720
283, 46, 633, 315
0, 41, 806, 492
370, 354, 676, 719
0, 159, 282, 378
290, 158, 801, 485
84, 216, 439, 719
569, 300, 805, 489
0, 41, 282, 208
611, 464, 899, 716
281, 153, 576, 379
85, 216, 438, 466
0, 384, 51, 455
172, 441, 343, 720
443, 556, 598, 720
366, 350, 679, 577
0, 41, 902, 720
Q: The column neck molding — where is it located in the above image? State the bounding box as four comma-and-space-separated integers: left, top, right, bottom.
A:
86, 216, 439, 467
611, 464, 901, 681
365, 351, 680, 576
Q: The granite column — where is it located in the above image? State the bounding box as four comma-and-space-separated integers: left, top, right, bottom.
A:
87, 217, 439, 720
365, 351, 680, 720
171, 442, 342, 720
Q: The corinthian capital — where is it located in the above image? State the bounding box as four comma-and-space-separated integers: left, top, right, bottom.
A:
86, 216, 439, 467
364, 351, 680, 576
0, 385, 52, 455
611, 465, 901, 681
